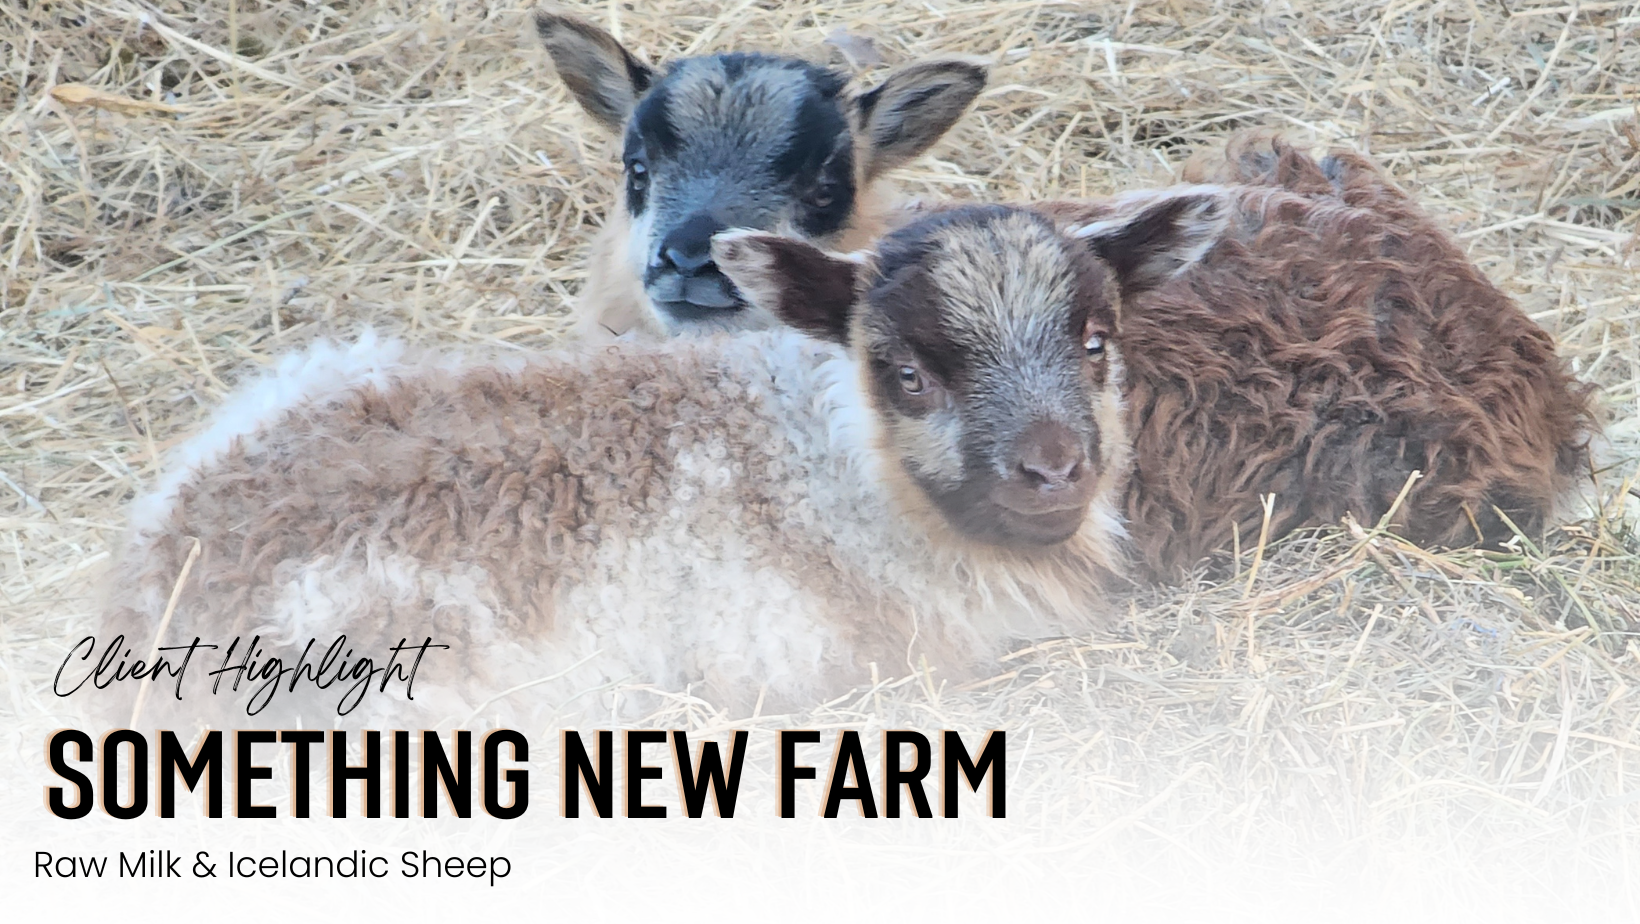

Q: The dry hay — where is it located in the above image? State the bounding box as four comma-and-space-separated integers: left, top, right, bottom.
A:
2, 0, 1640, 917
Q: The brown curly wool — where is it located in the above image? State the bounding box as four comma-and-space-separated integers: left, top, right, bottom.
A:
1038, 135, 1594, 579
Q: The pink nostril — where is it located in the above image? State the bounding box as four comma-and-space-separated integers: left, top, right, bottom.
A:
1014, 421, 1088, 490
1018, 456, 1084, 488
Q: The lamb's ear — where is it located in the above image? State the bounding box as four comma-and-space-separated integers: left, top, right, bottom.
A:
855, 58, 988, 179
711, 231, 862, 344
534, 8, 658, 134
1070, 190, 1229, 295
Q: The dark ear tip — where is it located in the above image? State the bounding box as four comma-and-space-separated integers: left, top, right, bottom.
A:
872, 56, 990, 89
532, 8, 567, 36
533, 8, 610, 45
931, 57, 990, 87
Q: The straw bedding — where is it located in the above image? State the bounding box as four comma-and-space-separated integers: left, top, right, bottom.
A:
2, 0, 1638, 915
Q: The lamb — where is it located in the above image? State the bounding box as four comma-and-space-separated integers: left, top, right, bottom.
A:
93, 195, 1224, 730
716, 140, 1596, 581
532, 7, 986, 339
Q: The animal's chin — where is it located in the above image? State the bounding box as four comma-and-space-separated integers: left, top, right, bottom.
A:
939, 494, 1090, 548
986, 504, 1089, 547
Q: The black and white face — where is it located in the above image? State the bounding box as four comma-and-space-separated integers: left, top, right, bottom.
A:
620, 54, 858, 325
535, 10, 986, 332
712, 195, 1228, 549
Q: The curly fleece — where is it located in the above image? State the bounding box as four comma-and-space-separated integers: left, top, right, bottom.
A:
101, 330, 1115, 729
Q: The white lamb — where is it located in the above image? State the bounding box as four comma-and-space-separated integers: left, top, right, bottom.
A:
94, 193, 1222, 730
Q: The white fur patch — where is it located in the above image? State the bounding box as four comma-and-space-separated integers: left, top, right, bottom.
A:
130, 331, 408, 533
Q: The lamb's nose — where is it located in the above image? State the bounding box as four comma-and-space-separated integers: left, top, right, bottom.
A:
658, 213, 726, 276
1014, 421, 1087, 490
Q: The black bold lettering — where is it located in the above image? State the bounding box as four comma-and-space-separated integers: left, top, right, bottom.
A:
562, 730, 611, 818
101, 730, 147, 819
884, 730, 932, 818
625, 730, 666, 818
159, 730, 221, 818
673, 730, 748, 819
393, 730, 410, 818
483, 729, 528, 820
779, 730, 821, 819
943, 730, 1005, 818
823, 731, 877, 818
281, 730, 324, 818
235, 730, 276, 819
331, 730, 382, 818
424, 730, 472, 818
46, 729, 94, 820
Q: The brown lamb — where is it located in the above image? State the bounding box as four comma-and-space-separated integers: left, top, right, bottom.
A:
1031, 134, 1595, 579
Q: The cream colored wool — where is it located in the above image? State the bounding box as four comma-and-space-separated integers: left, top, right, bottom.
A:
101, 328, 1117, 730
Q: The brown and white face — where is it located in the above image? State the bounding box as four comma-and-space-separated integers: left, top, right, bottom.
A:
714, 196, 1226, 548
534, 9, 986, 333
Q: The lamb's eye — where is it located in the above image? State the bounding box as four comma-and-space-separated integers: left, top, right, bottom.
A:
1084, 332, 1106, 357
898, 365, 926, 395
627, 160, 648, 192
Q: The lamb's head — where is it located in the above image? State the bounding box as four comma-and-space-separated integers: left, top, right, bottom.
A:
534, 8, 986, 333
714, 195, 1227, 548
